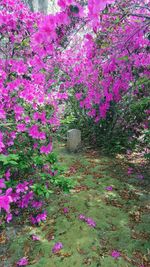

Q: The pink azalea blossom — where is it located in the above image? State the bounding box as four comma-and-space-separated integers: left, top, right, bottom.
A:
111, 250, 120, 259
79, 214, 86, 221
40, 142, 53, 154
137, 174, 144, 180
127, 167, 133, 175
32, 234, 40, 241
17, 124, 26, 132
36, 211, 47, 223
0, 195, 12, 213
0, 179, 6, 189
105, 186, 113, 191
17, 257, 28, 266
85, 217, 96, 228
52, 242, 63, 253
32, 201, 43, 209
79, 214, 96, 228
63, 207, 69, 213
6, 213, 12, 223
5, 169, 11, 180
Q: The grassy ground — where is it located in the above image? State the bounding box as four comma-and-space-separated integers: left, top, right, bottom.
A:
0, 143, 150, 267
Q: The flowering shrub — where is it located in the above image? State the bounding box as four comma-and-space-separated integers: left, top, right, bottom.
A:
0, 0, 81, 222
0, 0, 149, 223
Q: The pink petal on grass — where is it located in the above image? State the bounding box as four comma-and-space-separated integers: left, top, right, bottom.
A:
32, 234, 40, 241
105, 186, 113, 191
63, 207, 69, 214
17, 257, 28, 266
79, 214, 86, 221
111, 250, 120, 259
85, 217, 96, 228
52, 242, 63, 253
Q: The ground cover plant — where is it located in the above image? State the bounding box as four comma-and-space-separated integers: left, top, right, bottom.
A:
0, 0, 150, 266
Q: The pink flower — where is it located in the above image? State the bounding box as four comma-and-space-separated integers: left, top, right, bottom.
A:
111, 250, 120, 259
14, 105, 24, 116
75, 92, 82, 100
0, 179, 6, 189
32, 234, 40, 241
30, 215, 37, 225
0, 195, 12, 213
6, 213, 12, 223
85, 217, 96, 228
36, 211, 47, 223
32, 201, 43, 209
0, 109, 6, 119
127, 167, 133, 175
17, 124, 26, 132
105, 186, 113, 191
137, 174, 144, 180
31, 211, 47, 224
16, 182, 28, 193
40, 142, 53, 154
33, 143, 38, 149
79, 214, 96, 228
28, 125, 39, 139
79, 214, 86, 221
5, 169, 11, 180
63, 207, 69, 214
17, 257, 28, 266
24, 116, 30, 123
52, 242, 63, 253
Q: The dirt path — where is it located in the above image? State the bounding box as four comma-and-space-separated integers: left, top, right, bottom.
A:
1, 144, 150, 267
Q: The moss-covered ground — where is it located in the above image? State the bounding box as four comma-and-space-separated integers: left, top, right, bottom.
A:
0, 143, 150, 267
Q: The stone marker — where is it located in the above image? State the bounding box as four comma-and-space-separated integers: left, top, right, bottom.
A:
67, 129, 81, 152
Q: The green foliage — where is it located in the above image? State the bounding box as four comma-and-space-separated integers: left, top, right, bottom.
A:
0, 154, 19, 166
51, 175, 75, 193
46, 152, 57, 164
31, 183, 53, 198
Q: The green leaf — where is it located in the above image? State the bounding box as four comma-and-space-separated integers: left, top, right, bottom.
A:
117, 56, 129, 61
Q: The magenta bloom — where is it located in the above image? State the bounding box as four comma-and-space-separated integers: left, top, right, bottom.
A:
52, 242, 63, 253
0, 179, 6, 187
17, 257, 28, 266
127, 167, 133, 175
79, 214, 86, 221
0, 195, 12, 213
36, 211, 47, 223
40, 142, 53, 154
85, 217, 96, 228
63, 207, 69, 214
32, 201, 43, 209
30, 215, 37, 225
79, 214, 96, 228
6, 213, 12, 223
105, 186, 113, 191
32, 234, 40, 241
137, 174, 144, 180
111, 250, 120, 259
